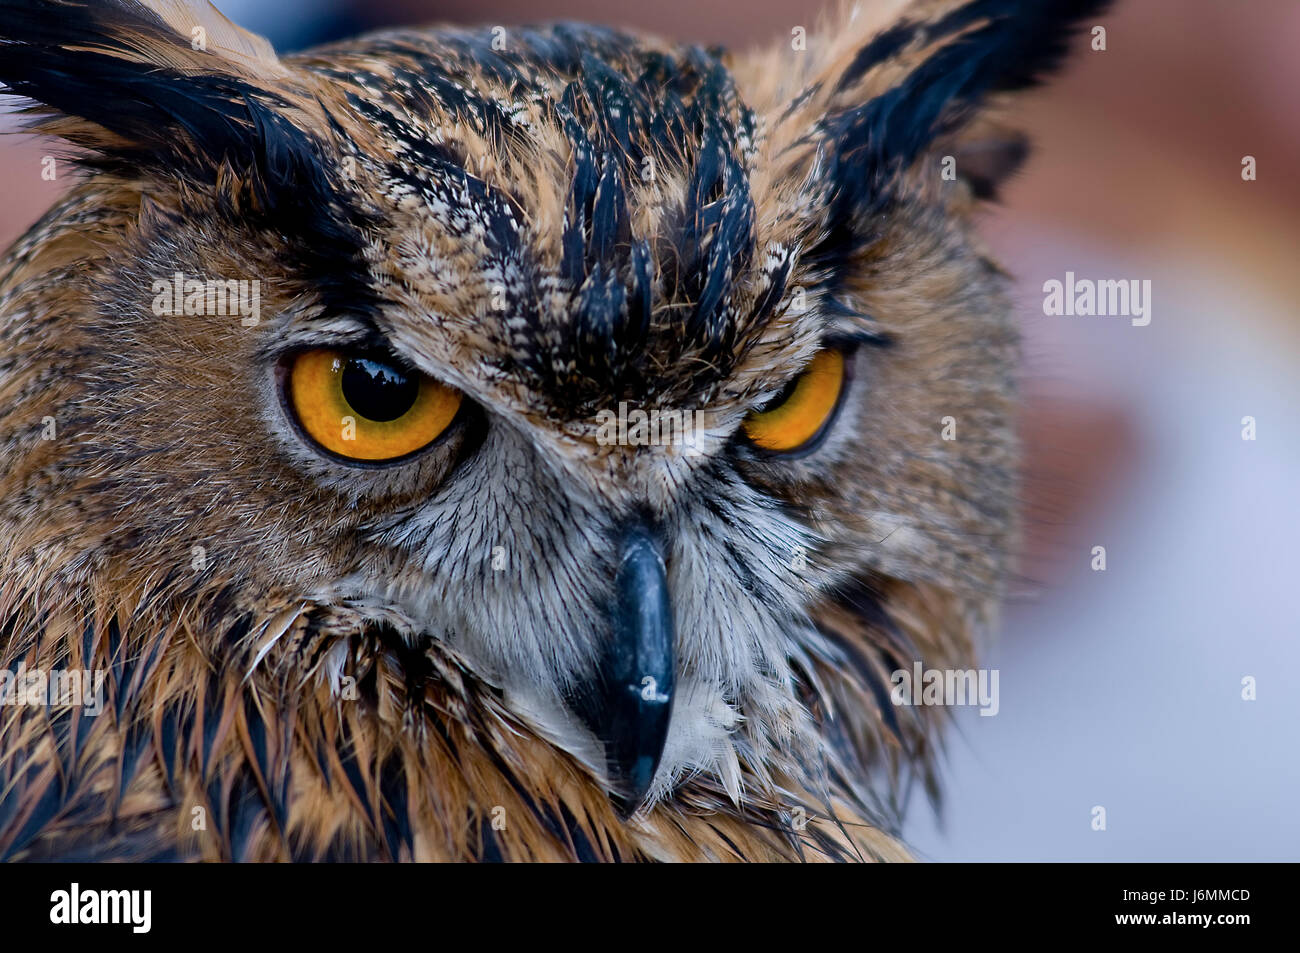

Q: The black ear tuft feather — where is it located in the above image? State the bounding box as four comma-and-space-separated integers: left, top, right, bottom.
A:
0, 0, 380, 316
0, 0, 303, 190
824, 0, 1111, 222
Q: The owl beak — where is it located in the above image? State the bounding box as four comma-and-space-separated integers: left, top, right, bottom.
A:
571, 520, 676, 816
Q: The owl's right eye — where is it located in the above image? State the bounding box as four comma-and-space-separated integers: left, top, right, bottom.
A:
742, 348, 847, 454
286, 348, 463, 462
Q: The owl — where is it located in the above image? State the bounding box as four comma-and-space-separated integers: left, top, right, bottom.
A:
0, 0, 1104, 861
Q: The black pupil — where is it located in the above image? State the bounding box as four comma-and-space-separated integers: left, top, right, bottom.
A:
340, 357, 419, 422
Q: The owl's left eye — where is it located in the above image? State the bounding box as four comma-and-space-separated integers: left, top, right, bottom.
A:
742, 348, 847, 454
286, 348, 462, 462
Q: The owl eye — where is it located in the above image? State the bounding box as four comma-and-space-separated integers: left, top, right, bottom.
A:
742, 348, 847, 454
286, 348, 462, 462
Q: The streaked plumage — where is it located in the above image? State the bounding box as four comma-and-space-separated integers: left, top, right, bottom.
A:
0, 0, 1104, 861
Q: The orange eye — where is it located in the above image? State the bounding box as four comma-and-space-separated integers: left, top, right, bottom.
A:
287, 348, 462, 462
742, 349, 846, 454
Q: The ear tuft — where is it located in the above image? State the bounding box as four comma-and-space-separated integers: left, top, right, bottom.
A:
735, 0, 1108, 220
139, 0, 286, 79
828, 0, 1109, 212
0, 0, 295, 171
0, 0, 378, 319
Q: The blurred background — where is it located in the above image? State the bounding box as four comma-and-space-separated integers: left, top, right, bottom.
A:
2, 0, 1296, 860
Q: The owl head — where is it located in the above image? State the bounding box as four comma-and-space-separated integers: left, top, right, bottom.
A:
0, 0, 1104, 859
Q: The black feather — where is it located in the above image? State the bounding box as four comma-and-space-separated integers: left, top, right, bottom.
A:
818, 0, 1111, 259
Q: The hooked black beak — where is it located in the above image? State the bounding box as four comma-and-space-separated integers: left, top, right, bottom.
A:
568, 520, 676, 815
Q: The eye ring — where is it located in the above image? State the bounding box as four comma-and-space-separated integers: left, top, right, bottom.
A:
282, 347, 463, 465
741, 348, 851, 456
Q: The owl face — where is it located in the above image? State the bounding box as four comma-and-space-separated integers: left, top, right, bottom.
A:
0, 0, 1102, 837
